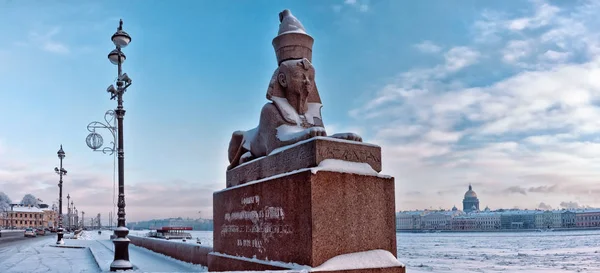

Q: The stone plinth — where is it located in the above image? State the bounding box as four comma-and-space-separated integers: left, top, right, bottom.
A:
211, 168, 397, 270
226, 137, 382, 187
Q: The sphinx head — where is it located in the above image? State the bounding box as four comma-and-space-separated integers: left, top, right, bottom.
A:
276, 58, 316, 114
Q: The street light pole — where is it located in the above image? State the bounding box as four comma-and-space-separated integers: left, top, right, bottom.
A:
55, 145, 67, 245
67, 194, 71, 231
74, 206, 77, 230
107, 19, 133, 272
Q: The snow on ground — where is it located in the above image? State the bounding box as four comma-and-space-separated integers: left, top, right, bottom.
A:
0, 236, 99, 273
80, 230, 208, 272
0, 231, 208, 273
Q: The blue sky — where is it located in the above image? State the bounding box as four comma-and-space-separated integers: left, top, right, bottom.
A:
1, 0, 600, 222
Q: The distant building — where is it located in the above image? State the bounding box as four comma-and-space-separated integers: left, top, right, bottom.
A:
422, 210, 462, 230
562, 210, 576, 228
395, 184, 600, 231
7, 205, 45, 229
451, 211, 501, 231
500, 210, 537, 229
534, 210, 562, 229
575, 209, 600, 228
462, 184, 480, 213
396, 211, 424, 230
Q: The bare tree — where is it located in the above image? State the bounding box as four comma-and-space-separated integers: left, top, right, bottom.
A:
0, 192, 12, 228
21, 194, 38, 207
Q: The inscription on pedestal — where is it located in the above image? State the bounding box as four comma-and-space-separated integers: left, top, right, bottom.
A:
220, 194, 293, 254
317, 145, 381, 165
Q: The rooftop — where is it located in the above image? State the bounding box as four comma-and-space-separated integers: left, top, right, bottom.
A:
11, 206, 43, 213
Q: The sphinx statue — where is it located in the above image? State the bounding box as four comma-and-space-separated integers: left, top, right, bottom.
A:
227, 9, 362, 170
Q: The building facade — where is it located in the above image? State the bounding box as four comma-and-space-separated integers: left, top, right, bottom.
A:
422, 210, 462, 230
42, 208, 57, 228
396, 211, 424, 230
561, 211, 576, 228
535, 210, 553, 229
500, 210, 537, 229
7, 206, 45, 229
575, 209, 600, 228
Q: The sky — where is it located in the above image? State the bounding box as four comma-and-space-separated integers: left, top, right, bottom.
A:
1, 0, 600, 223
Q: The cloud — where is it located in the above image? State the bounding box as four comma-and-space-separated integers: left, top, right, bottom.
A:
42, 42, 69, 54
414, 41, 442, 54
350, 0, 600, 210
18, 26, 70, 54
335, 0, 369, 13
502, 39, 533, 64
444, 46, 480, 72
559, 201, 589, 209
473, 1, 560, 42
537, 202, 552, 210
539, 50, 571, 62
507, 1, 559, 31
528, 185, 558, 193
504, 186, 527, 195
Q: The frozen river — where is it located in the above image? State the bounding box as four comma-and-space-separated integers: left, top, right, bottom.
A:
129, 229, 600, 272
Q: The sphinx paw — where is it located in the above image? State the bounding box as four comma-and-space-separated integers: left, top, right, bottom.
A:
308, 127, 327, 138
331, 133, 363, 142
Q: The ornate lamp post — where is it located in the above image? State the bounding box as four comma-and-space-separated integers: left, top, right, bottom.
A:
106, 19, 133, 271
54, 145, 67, 244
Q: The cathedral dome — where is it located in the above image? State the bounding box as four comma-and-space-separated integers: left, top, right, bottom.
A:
464, 184, 477, 198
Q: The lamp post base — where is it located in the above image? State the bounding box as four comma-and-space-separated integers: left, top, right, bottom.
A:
110, 260, 133, 272
110, 226, 133, 271
56, 228, 64, 245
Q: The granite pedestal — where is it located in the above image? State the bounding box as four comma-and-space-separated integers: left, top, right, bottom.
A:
210, 138, 404, 272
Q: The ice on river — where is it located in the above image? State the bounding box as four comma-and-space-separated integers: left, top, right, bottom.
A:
398, 230, 600, 272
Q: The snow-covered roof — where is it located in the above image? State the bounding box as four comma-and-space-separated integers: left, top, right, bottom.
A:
463, 211, 503, 217
397, 210, 428, 216
11, 206, 43, 213
573, 209, 600, 214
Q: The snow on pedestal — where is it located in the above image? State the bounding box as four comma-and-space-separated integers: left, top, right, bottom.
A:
312, 250, 405, 272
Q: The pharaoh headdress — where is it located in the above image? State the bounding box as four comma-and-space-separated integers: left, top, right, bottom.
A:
267, 9, 323, 126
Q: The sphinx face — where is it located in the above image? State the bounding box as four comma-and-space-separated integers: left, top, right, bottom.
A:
281, 59, 316, 115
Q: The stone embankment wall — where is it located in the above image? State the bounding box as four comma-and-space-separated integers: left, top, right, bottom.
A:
0, 230, 24, 238
128, 235, 212, 266
0, 230, 28, 243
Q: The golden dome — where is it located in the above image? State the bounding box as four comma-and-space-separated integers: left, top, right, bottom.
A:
464, 184, 478, 198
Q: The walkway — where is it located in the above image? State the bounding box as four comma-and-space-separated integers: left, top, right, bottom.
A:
0, 231, 207, 273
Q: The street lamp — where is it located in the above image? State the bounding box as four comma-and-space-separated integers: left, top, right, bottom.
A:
67, 194, 71, 231
107, 19, 133, 272
74, 206, 77, 230
55, 145, 67, 245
